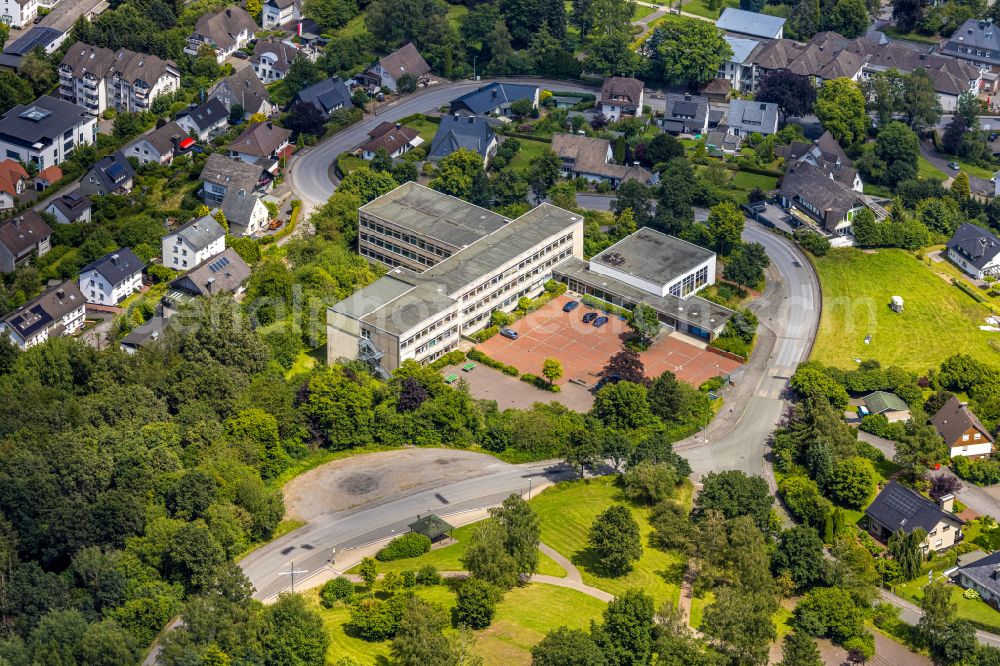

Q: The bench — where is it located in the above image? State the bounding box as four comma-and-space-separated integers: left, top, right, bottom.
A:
462, 362, 476, 372
444, 373, 459, 384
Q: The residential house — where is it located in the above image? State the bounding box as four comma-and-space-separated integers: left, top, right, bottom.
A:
200, 153, 268, 204
931, 395, 995, 459
448, 82, 540, 117
119, 315, 165, 352
161, 214, 226, 271
251, 39, 298, 83
226, 121, 291, 170
427, 115, 497, 166
706, 130, 742, 155
176, 98, 230, 141
0, 0, 42, 30
358, 42, 431, 93
359, 121, 422, 159
720, 35, 761, 93
946, 223, 1000, 279
209, 67, 275, 118
0, 27, 66, 71
600, 77, 644, 120
550, 133, 653, 188
861, 391, 911, 422
125, 121, 195, 165
79, 152, 135, 197
163, 247, 251, 314
78, 247, 144, 305
943, 19, 1000, 72
0, 210, 51, 272
750, 32, 866, 87
0, 281, 85, 349
727, 99, 780, 137
777, 130, 863, 191
184, 5, 256, 63
220, 194, 269, 236
59, 42, 181, 115
0, 96, 97, 169
293, 77, 351, 119
701, 78, 732, 103
952, 550, 1000, 606
655, 93, 710, 135
34, 165, 61, 191
261, 0, 300, 29
865, 481, 964, 552
716, 7, 785, 39
0, 160, 28, 210
44, 191, 91, 223
779, 161, 870, 236
857, 39, 980, 111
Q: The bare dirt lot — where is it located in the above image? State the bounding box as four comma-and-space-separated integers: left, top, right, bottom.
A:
282, 448, 511, 522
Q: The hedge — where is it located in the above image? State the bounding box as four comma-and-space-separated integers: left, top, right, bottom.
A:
953, 278, 987, 304
397, 113, 440, 126
468, 349, 519, 376
470, 325, 499, 342
376, 532, 432, 561
709, 336, 749, 359
953, 456, 1000, 485
581, 294, 630, 318
520, 373, 561, 392
428, 350, 467, 371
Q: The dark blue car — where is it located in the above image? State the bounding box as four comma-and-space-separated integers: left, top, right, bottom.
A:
562, 300, 580, 313
582, 312, 598, 324
593, 316, 609, 328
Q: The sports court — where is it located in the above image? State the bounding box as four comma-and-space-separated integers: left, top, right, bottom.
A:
476, 294, 741, 387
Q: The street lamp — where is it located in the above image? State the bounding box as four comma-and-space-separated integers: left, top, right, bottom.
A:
279, 561, 308, 593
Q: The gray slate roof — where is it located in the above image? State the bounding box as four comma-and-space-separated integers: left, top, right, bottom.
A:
865, 481, 963, 535
728, 99, 779, 134
170, 247, 250, 296
0, 96, 92, 149
780, 162, 863, 232
80, 247, 143, 286
943, 19, 1000, 67
0, 27, 63, 69
0, 210, 51, 256
717, 7, 786, 38
201, 153, 264, 192
210, 67, 271, 115
931, 395, 994, 445
86, 152, 135, 193
947, 223, 1000, 271
171, 214, 225, 252
120, 315, 165, 350
180, 98, 229, 133
48, 191, 91, 222
449, 83, 538, 115
956, 550, 1000, 597
428, 115, 496, 161
294, 77, 351, 117
661, 92, 709, 126
3, 281, 83, 340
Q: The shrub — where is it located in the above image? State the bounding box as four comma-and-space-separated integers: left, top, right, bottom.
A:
377, 533, 432, 561
859, 414, 906, 440
320, 576, 355, 607
401, 570, 417, 588
964, 587, 981, 600
454, 578, 500, 629
415, 565, 440, 586
953, 456, 1000, 485
349, 593, 412, 640
710, 336, 749, 358
855, 440, 886, 462
470, 326, 499, 342
428, 350, 467, 370
467, 349, 518, 376
794, 228, 831, 256
520, 373, 561, 392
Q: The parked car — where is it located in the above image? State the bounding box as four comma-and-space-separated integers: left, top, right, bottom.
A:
593, 316, 609, 328
989, 133, 998, 142
593, 374, 621, 392
499, 328, 519, 340
948, 161, 960, 170
582, 312, 598, 324
562, 300, 580, 313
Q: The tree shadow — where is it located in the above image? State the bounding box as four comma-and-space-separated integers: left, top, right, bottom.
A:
656, 560, 686, 586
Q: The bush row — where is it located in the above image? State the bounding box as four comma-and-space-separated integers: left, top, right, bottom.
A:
953, 455, 1000, 485
428, 350, 468, 371
376, 532, 432, 561
581, 294, 630, 318
468, 349, 519, 376
520, 373, 561, 392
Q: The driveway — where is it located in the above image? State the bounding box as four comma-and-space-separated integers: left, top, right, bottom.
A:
919, 140, 993, 196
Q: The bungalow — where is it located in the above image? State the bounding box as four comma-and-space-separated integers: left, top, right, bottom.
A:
600, 76, 644, 120
0, 210, 51, 272
946, 223, 1000, 280
161, 213, 226, 271
427, 115, 497, 166
448, 82, 540, 117
0, 281, 85, 350
125, 121, 195, 165
34, 165, 61, 191
865, 481, 963, 553
163, 247, 251, 315
45, 191, 92, 224
359, 122, 422, 160
78, 247, 144, 306
953, 550, 1000, 607
176, 98, 230, 141
0, 160, 29, 210
227, 121, 292, 169
931, 395, 994, 459
357, 42, 431, 93
860, 391, 911, 422
293, 77, 351, 119
184, 5, 256, 63
120, 315, 166, 353
655, 93, 709, 135
706, 130, 742, 156
779, 162, 869, 236
550, 133, 653, 188
727, 100, 780, 137
79, 152, 135, 197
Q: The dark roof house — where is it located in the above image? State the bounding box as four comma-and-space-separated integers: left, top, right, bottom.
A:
779, 162, 867, 233
189, 5, 256, 52
177, 98, 230, 138
47, 191, 92, 223
360, 121, 421, 156
931, 395, 995, 455
0, 27, 65, 70
210, 67, 273, 116
0, 96, 94, 153
449, 82, 539, 116
657, 92, 710, 134
428, 115, 497, 162
169, 247, 251, 297
943, 19, 1000, 69
80, 247, 144, 286
408, 514, 454, 540
947, 223, 1000, 278
377, 43, 431, 82
865, 480, 964, 536
0, 210, 51, 265
728, 99, 780, 136
227, 121, 292, 159
953, 550, 1000, 602
294, 77, 351, 118
80, 152, 135, 196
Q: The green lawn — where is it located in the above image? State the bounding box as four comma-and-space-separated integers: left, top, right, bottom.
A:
810, 248, 1000, 371
507, 139, 553, 175
917, 155, 945, 181
955, 161, 998, 180
689, 591, 714, 629
632, 3, 657, 19
349, 523, 567, 577
529, 477, 686, 607
403, 116, 441, 145
335, 13, 367, 38
729, 170, 778, 192
337, 152, 368, 176
310, 582, 607, 665
446, 3, 469, 28
895, 569, 1000, 633
681, 0, 738, 19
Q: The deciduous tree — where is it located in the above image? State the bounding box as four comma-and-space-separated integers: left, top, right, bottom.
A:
588, 505, 643, 575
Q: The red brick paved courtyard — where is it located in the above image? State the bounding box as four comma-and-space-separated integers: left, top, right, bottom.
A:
477, 295, 740, 387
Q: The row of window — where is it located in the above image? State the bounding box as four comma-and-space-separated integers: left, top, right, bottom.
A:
462, 248, 573, 317
359, 246, 402, 268
401, 311, 458, 350
955, 46, 993, 58
413, 326, 458, 355
359, 217, 452, 259
668, 266, 709, 298
460, 234, 572, 303
359, 233, 437, 267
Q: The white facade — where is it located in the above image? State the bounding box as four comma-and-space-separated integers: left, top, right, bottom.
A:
59, 59, 180, 116
0, 114, 97, 170
44, 200, 91, 223
0, 301, 84, 350
161, 230, 224, 271
948, 246, 1000, 280
589, 253, 715, 300
601, 91, 643, 121
0, 0, 40, 29
79, 265, 142, 306
175, 113, 227, 142
261, 0, 299, 29
951, 438, 994, 459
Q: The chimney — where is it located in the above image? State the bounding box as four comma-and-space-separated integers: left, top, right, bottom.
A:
56, 288, 64, 299
491, 89, 497, 98
453, 112, 459, 119
468, 116, 474, 123
111, 253, 119, 265
13, 216, 21, 228
395, 122, 401, 129
684, 94, 691, 101
992, 565, 1000, 580
267, 120, 273, 130
939, 493, 955, 513
206, 276, 215, 294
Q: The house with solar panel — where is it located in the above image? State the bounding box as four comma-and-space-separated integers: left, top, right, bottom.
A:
161, 213, 226, 271
163, 247, 251, 315
44, 191, 91, 224
78, 247, 144, 306
80, 152, 135, 197
0, 281, 86, 350
865, 481, 964, 553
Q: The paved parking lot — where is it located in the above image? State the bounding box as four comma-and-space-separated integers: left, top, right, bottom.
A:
476, 294, 740, 388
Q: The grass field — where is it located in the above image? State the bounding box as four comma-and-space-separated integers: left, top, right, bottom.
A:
446, 3, 469, 28
507, 139, 553, 175
917, 155, 945, 181
402, 116, 440, 144
729, 170, 778, 192
310, 582, 607, 665
348, 523, 567, 577
810, 248, 1000, 372
530, 477, 686, 607
681, 0, 738, 18
632, 3, 657, 19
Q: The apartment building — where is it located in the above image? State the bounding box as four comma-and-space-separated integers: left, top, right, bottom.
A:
0, 96, 96, 169
59, 42, 180, 115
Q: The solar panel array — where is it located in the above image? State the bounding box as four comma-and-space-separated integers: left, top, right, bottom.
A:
882, 486, 920, 519
207, 256, 231, 273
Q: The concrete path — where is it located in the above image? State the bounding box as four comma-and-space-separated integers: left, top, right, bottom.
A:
529, 574, 614, 602
539, 543, 581, 582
